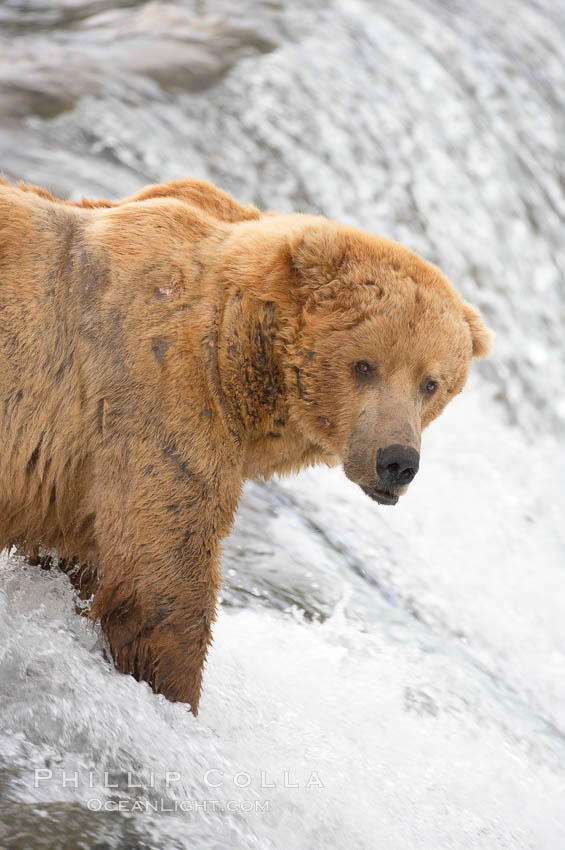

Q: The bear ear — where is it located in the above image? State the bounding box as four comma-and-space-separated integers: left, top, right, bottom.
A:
289, 222, 348, 299
463, 301, 492, 358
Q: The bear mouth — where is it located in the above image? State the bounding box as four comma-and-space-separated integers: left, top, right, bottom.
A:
362, 486, 399, 506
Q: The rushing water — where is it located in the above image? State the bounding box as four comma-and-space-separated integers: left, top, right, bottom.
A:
1, 1, 565, 848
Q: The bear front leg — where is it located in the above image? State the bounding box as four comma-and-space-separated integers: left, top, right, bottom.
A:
102, 561, 220, 714
94, 522, 222, 714
90, 450, 238, 715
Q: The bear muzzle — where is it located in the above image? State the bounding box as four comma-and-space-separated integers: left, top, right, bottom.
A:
361, 444, 420, 506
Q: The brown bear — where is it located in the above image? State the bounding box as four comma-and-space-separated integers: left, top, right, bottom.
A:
0, 177, 491, 714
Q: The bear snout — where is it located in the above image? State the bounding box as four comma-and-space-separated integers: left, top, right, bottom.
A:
376, 444, 420, 489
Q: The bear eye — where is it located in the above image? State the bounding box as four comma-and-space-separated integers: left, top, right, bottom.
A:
422, 378, 439, 396
354, 361, 373, 375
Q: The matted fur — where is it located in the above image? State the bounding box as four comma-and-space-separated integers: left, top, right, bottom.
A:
0, 177, 490, 713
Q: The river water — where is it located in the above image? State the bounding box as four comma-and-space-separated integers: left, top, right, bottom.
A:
1, 1, 564, 848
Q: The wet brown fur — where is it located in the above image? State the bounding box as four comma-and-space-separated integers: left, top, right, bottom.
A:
0, 176, 491, 713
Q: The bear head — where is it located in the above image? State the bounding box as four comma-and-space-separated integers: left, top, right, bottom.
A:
285, 219, 492, 505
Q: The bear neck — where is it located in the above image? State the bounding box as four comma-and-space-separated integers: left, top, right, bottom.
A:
210, 286, 303, 477
205, 225, 332, 479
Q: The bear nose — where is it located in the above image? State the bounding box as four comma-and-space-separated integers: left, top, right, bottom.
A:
377, 444, 420, 488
